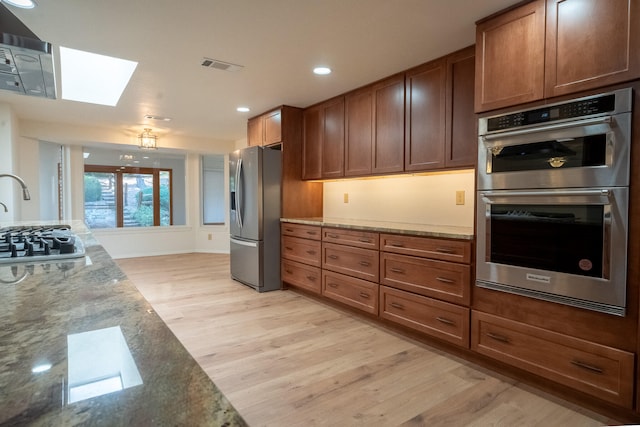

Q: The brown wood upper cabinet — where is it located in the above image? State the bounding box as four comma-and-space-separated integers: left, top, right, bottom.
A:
345, 74, 405, 177
248, 108, 282, 146
302, 97, 345, 180
476, 0, 640, 112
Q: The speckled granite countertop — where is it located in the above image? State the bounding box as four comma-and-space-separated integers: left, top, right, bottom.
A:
0, 221, 246, 426
281, 217, 474, 240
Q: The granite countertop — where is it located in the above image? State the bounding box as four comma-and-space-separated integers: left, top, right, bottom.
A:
281, 217, 475, 240
0, 221, 246, 426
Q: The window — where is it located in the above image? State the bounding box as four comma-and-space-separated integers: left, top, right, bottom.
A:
84, 165, 172, 228
202, 155, 225, 225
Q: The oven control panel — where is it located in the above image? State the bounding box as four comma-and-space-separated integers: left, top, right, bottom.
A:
487, 93, 616, 132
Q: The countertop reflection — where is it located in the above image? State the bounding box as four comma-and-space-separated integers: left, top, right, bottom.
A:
0, 221, 246, 426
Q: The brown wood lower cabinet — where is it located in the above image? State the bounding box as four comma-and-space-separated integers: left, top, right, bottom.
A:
380, 285, 469, 348
281, 259, 321, 294
471, 311, 634, 408
322, 242, 379, 282
322, 270, 378, 315
282, 236, 321, 267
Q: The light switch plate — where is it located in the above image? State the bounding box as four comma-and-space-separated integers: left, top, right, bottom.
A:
455, 191, 465, 205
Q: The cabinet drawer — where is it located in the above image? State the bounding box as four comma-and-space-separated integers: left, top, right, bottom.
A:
282, 259, 321, 294
380, 253, 470, 305
322, 227, 379, 249
282, 236, 321, 267
322, 242, 379, 282
380, 233, 471, 264
380, 286, 469, 348
471, 311, 634, 408
281, 223, 321, 240
322, 270, 378, 315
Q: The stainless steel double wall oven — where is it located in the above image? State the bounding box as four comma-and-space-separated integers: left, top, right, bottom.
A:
476, 88, 632, 316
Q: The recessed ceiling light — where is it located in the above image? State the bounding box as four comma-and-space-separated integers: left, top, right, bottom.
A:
313, 67, 332, 75
236, 107, 250, 112
2, 0, 36, 9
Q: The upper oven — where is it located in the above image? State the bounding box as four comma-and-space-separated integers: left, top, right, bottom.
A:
478, 88, 632, 191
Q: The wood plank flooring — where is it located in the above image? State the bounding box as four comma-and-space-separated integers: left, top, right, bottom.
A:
117, 253, 615, 426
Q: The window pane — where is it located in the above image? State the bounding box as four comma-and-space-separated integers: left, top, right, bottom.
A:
84, 172, 116, 228
159, 171, 171, 226
202, 155, 225, 225
122, 173, 154, 227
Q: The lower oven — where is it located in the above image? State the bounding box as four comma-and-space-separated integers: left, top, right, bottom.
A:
476, 186, 628, 316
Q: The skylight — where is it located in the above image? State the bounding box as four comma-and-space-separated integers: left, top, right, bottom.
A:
59, 47, 138, 106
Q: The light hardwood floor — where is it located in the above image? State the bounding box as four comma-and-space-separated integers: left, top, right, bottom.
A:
117, 253, 616, 427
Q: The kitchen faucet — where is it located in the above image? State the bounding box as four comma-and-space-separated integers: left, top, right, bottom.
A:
0, 174, 31, 200
0, 202, 7, 212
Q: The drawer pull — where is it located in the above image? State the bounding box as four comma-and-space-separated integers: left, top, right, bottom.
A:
359, 261, 371, 267
328, 254, 339, 260
390, 302, 405, 310
389, 242, 404, 247
327, 233, 339, 238
436, 316, 455, 326
285, 269, 293, 274
306, 275, 317, 281
328, 282, 339, 288
436, 247, 455, 254
359, 292, 370, 299
306, 250, 317, 255
390, 267, 405, 274
486, 332, 510, 344
571, 360, 604, 374
306, 231, 318, 235
359, 238, 371, 243
285, 228, 294, 232
285, 246, 293, 251
436, 276, 455, 284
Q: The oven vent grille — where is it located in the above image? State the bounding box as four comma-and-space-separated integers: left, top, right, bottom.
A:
200, 58, 244, 72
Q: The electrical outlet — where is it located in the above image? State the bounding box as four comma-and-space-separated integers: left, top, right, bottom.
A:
343, 193, 349, 203
207, 233, 212, 240
455, 190, 465, 205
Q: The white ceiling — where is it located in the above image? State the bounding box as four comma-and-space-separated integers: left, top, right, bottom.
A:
0, 0, 516, 149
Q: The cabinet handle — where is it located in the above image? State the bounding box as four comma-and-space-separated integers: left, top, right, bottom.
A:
359, 261, 370, 267
285, 269, 293, 274
436, 276, 455, 284
285, 246, 293, 251
359, 292, 370, 299
306, 250, 316, 255
307, 231, 318, 235
436, 247, 455, 254
390, 267, 405, 274
285, 228, 294, 232
359, 238, 371, 243
328, 254, 339, 260
306, 275, 317, 281
571, 360, 604, 374
389, 242, 404, 247
390, 302, 405, 310
436, 316, 455, 326
327, 233, 339, 238
486, 332, 510, 344
328, 282, 338, 288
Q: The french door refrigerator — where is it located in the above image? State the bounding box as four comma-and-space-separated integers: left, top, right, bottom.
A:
229, 145, 282, 292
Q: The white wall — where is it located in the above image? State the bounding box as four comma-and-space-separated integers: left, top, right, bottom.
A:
323, 170, 475, 227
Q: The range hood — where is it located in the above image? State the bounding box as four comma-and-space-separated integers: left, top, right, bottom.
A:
0, 3, 56, 99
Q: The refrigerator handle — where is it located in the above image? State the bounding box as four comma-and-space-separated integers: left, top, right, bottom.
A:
236, 157, 243, 228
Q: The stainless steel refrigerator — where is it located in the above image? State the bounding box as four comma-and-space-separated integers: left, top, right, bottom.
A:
229, 145, 282, 292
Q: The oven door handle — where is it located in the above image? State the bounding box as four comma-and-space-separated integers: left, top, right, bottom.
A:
481, 189, 611, 203
481, 116, 612, 142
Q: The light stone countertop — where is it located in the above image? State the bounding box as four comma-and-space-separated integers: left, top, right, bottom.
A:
0, 220, 246, 426
281, 217, 475, 240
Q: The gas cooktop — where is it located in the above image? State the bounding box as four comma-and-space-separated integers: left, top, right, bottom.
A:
0, 224, 85, 264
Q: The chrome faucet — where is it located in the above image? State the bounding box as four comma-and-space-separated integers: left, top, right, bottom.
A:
0, 173, 31, 200
0, 202, 7, 212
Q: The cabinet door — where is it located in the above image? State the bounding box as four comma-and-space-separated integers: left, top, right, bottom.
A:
372, 75, 405, 174
345, 87, 373, 176
445, 46, 476, 168
405, 59, 446, 171
263, 109, 282, 145
247, 116, 263, 147
545, 0, 640, 97
302, 106, 322, 180
322, 97, 345, 178
475, 0, 546, 112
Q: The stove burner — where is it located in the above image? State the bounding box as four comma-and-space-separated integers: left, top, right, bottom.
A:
0, 224, 85, 264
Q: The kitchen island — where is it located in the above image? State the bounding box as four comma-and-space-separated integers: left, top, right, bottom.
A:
0, 221, 246, 426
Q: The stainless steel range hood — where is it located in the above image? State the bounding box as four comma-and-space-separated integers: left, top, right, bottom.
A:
0, 3, 56, 99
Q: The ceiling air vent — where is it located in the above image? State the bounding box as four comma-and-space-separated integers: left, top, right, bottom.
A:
200, 57, 244, 72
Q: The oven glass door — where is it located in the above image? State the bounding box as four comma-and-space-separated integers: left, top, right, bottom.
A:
476, 187, 628, 315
